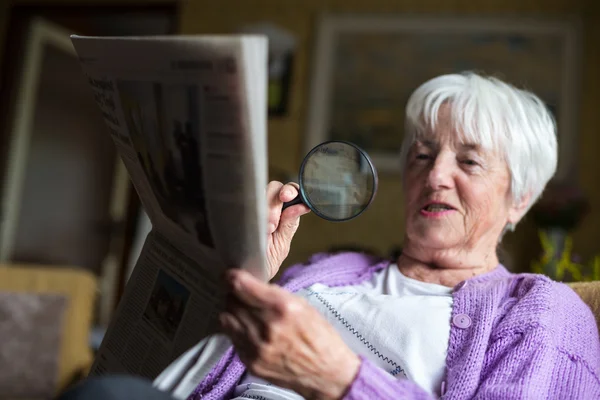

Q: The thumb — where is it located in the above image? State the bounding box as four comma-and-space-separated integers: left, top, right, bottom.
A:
276, 205, 309, 238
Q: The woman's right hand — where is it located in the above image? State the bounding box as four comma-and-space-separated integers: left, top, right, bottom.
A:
266, 181, 310, 280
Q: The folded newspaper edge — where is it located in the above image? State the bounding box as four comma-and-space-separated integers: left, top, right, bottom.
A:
70, 34, 268, 396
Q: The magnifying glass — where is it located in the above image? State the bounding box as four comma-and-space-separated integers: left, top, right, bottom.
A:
282, 141, 378, 221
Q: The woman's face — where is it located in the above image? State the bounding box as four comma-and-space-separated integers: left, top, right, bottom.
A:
403, 106, 523, 255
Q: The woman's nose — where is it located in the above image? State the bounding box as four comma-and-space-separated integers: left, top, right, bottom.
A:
427, 157, 454, 190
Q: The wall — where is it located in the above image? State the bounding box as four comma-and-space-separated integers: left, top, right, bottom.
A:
0, 4, 8, 84
0, 1, 178, 197
181, 0, 599, 272
12, 43, 116, 272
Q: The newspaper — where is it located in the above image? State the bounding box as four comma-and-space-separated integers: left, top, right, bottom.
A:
70, 35, 268, 393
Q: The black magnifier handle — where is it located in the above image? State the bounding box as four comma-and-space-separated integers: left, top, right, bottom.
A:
282, 195, 303, 211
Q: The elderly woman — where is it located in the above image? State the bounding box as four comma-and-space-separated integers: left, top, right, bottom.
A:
191, 72, 600, 400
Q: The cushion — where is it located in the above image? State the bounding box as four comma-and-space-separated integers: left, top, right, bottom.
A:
0, 292, 67, 398
568, 281, 600, 334
0, 265, 97, 393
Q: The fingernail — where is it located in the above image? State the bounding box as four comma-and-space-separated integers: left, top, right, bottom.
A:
268, 223, 276, 233
226, 269, 237, 284
219, 313, 229, 328
226, 269, 236, 281
282, 189, 292, 197
227, 270, 243, 291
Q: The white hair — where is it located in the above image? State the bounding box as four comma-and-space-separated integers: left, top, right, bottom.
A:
400, 72, 558, 227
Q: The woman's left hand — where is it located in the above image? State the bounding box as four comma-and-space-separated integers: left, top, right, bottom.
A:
220, 269, 361, 400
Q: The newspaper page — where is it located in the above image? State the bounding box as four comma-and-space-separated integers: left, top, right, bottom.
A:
70, 35, 268, 383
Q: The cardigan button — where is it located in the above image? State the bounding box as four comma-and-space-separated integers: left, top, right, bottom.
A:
454, 280, 468, 292
453, 314, 472, 329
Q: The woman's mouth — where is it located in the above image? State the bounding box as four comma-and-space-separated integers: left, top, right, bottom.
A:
420, 203, 456, 217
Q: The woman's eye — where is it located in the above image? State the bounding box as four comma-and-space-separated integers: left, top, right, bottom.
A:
416, 153, 430, 160
462, 159, 478, 166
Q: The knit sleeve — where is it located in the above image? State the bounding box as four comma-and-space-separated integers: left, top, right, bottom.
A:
342, 356, 433, 400
474, 328, 600, 399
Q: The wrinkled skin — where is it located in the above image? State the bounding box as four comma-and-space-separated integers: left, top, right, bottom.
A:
221, 182, 360, 399
399, 104, 530, 286
221, 269, 360, 400
221, 103, 532, 398
265, 181, 310, 280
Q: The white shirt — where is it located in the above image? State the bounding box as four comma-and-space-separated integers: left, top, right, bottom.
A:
233, 264, 453, 399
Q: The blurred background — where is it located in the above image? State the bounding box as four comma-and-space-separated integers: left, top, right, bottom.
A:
0, 0, 598, 397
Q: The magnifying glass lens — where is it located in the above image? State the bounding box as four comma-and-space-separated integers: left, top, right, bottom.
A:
282, 141, 377, 222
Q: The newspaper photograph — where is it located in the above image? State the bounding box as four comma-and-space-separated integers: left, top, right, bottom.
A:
70, 35, 269, 383
92, 232, 225, 379
118, 81, 215, 248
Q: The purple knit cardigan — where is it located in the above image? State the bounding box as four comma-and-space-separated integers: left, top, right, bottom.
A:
189, 252, 600, 399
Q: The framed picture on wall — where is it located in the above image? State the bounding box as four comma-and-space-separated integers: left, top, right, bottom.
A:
304, 15, 581, 177
240, 22, 297, 117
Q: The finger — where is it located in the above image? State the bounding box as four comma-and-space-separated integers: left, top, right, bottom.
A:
219, 311, 243, 335
275, 204, 310, 240
280, 202, 311, 221
278, 182, 300, 203
220, 312, 258, 362
225, 292, 258, 315
228, 301, 267, 344
228, 330, 255, 365
227, 269, 285, 309
267, 181, 285, 233
266, 181, 284, 203
276, 183, 310, 234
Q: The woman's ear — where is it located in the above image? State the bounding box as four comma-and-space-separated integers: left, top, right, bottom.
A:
507, 192, 532, 225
